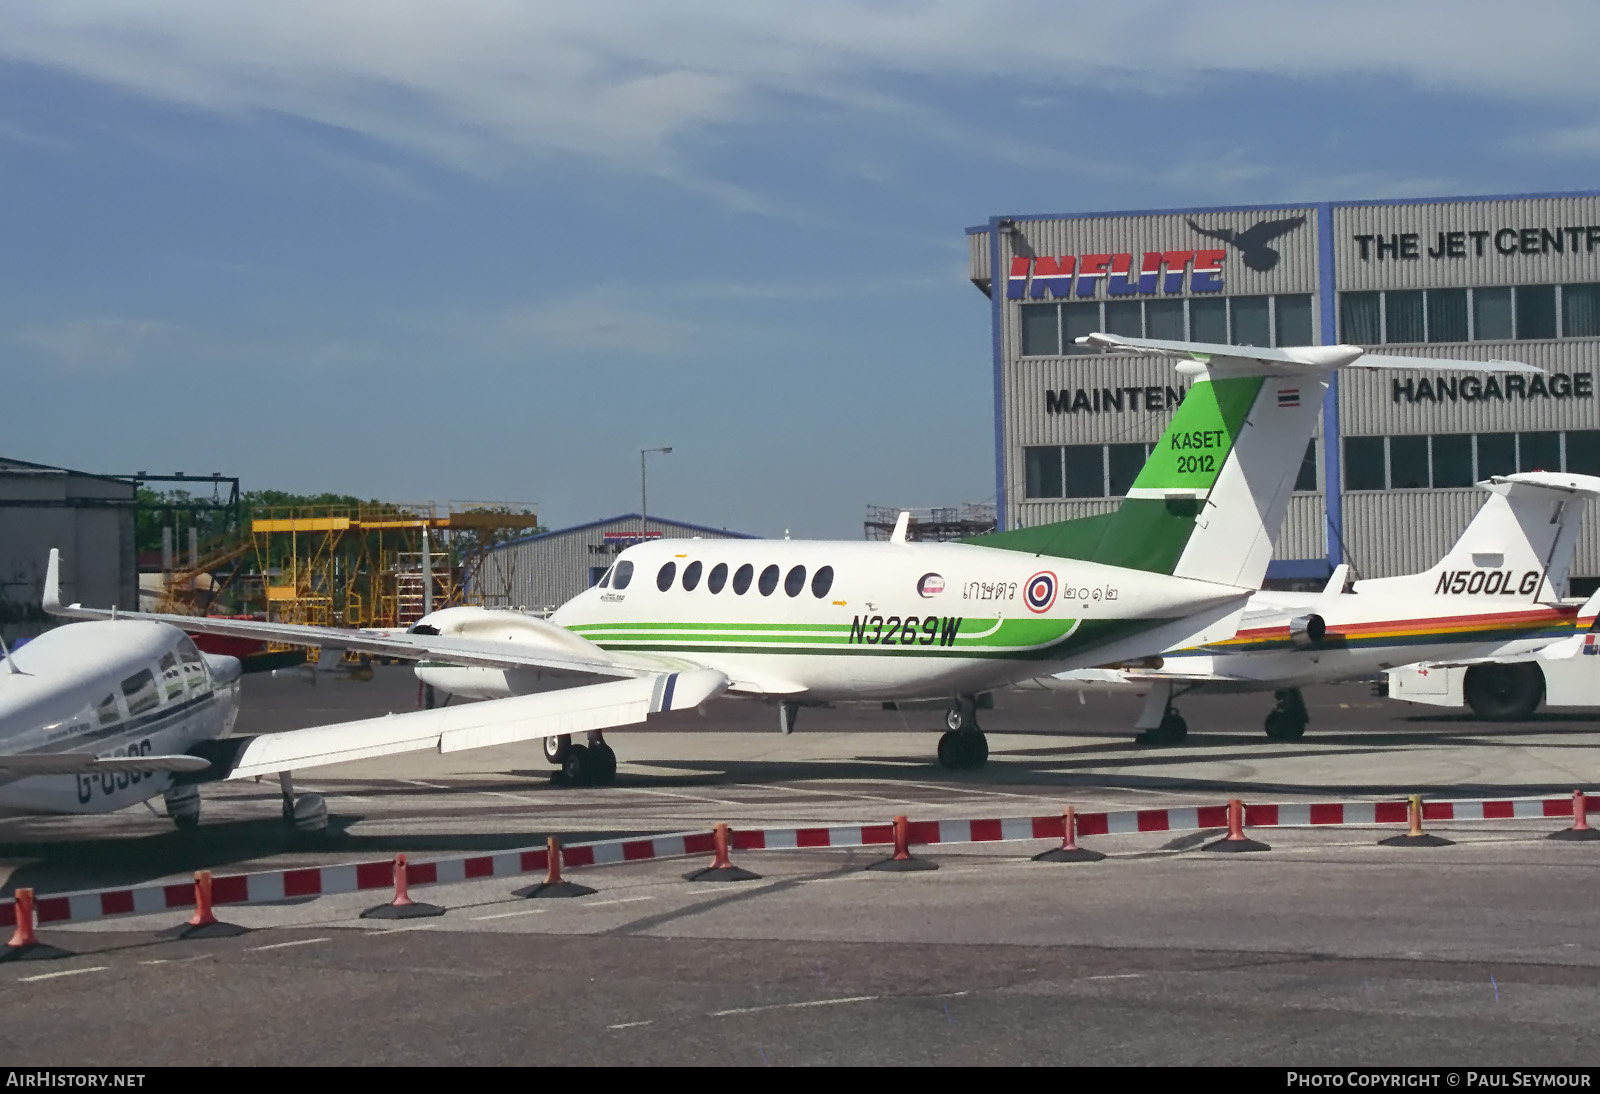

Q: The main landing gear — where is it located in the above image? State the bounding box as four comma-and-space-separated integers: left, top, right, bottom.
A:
278, 772, 329, 835
937, 697, 989, 770
1263, 687, 1309, 741
544, 731, 617, 787
164, 784, 201, 830
1134, 681, 1188, 745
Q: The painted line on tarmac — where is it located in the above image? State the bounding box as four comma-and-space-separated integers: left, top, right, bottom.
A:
583, 896, 655, 908
740, 782, 905, 805
18, 966, 108, 983
607, 1020, 654, 1030
247, 937, 331, 952
710, 994, 881, 1018
400, 779, 453, 791
1086, 973, 1145, 981
890, 780, 1059, 804
370, 923, 440, 934
615, 786, 744, 807
140, 955, 211, 966
472, 909, 548, 921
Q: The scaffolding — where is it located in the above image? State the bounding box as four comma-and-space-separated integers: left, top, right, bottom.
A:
246, 501, 540, 629
863, 504, 996, 542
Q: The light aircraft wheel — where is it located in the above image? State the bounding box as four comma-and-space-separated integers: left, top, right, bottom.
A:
589, 743, 618, 785
945, 707, 965, 732
1151, 712, 1188, 745
937, 730, 988, 769
172, 812, 200, 831
962, 730, 989, 767
561, 744, 589, 784
544, 734, 573, 765
1264, 710, 1306, 741
937, 731, 962, 768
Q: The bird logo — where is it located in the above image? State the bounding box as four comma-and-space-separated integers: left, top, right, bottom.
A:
1186, 215, 1306, 272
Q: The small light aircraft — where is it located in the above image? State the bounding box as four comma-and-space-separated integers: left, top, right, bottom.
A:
1026, 471, 1600, 743
42, 336, 1538, 803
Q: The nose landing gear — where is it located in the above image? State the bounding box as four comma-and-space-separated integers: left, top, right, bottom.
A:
937, 697, 989, 770
163, 784, 201, 830
1264, 687, 1309, 741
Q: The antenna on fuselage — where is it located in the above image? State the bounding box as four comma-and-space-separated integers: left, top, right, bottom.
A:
890, 511, 911, 545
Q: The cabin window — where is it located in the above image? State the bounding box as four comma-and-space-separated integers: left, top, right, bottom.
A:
682, 561, 703, 591
95, 694, 120, 727
784, 565, 807, 597
612, 560, 634, 590
121, 669, 159, 716
656, 561, 677, 592
732, 563, 754, 595
811, 566, 834, 599
160, 651, 184, 700
758, 564, 780, 596
707, 563, 728, 594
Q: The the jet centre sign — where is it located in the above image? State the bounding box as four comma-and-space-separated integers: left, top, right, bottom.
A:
1006, 214, 1308, 300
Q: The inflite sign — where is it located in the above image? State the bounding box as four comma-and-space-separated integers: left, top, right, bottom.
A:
1006, 250, 1227, 299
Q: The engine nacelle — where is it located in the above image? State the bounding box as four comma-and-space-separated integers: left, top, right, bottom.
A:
1288, 614, 1326, 648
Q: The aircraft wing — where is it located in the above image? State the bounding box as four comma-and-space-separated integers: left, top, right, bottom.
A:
41, 549, 656, 681
190, 669, 729, 780
0, 753, 212, 774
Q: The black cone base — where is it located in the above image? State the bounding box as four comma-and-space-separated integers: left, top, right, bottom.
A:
512, 881, 597, 899
0, 942, 73, 963
1378, 833, 1454, 847
867, 856, 939, 872
1032, 846, 1107, 862
359, 901, 446, 920
683, 865, 762, 882
160, 920, 251, 939
1203, 836, 1271, 853
1547, 827, 1600, 841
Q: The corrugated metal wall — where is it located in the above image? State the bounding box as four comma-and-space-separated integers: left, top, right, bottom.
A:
473, 517, 752, 611
1334, 198, 1600, 290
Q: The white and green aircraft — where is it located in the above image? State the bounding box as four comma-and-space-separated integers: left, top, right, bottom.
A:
43, 335, 1536, 796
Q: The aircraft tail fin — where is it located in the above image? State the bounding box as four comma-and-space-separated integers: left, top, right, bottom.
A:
967, 335, 1539, 590
1352, 471, 1600, 603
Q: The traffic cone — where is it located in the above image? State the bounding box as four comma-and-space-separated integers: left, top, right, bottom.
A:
162, 871, 249, 939
361, 854, 446, 919
684, 823, 761, 881
514, 838, 597, 898
1547, 789, 1600, 841
867, 815, 938, 872
1379, 795, 1454, 847
1033, 807, 1106, 862
1203, 798, 1271, 853
0, 889, 71, 963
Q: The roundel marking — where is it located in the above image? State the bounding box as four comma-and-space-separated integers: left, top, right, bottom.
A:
1024, 571, 1057, 614
917, 572, 945, 598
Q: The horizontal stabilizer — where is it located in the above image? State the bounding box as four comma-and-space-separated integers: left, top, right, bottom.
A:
1080, 334, 1541, 373
0, 753, 211, 775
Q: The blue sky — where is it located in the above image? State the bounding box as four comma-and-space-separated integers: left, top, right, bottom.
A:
4, 2, 1599, 537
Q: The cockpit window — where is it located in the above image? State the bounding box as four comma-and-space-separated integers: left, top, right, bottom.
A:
707, 562, 728, 593
160, 651, 184, 699
682, 561, 703, 591
758, 564, 780, 596
811, 566, 835, 598
613, 560, 634, 590
656, 561, 677, 591
784, 565, 807, 597
95, 694, 120, 727
121, 669, 159, 716
732, 563, 754, 595
598, 565, 613, 588
177, 637, 203, 665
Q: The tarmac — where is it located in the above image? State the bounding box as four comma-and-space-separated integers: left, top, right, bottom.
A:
2, 667, 1597, 1066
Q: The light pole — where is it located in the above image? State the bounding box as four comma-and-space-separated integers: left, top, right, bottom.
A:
641, 446, 672, 541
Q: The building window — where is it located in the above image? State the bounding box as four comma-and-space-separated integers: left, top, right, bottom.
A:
1519, 431, 1561, 473
1024, 446, 1064, 498
1343, 436, 1387, 490
1191, 297, 1228, 343
1390, 435, 1429, 488
590, 566, 610, 588
1568, 431, 1600, 475
1341, 292, 1382, 344
1295, 440, 1318, 492
1430, 433, 1473, 488
1477, 432, 1516, 479
1386, 290, 1425, 343
1107, 443, 1149, 496
1020, 303, 1059, 356
1276, 295, 1314, 347
1516, 285, 1557, 340
1062, 445, 1104, 498
1474, 287, 1513, 340
1231, 295, 1271, 347
1563, 283, 1600, 338
1104, 300, 1142, 338
1062, 303, 1101, 354
1426, 289, 1469, 343
1146, 299, 1185, 340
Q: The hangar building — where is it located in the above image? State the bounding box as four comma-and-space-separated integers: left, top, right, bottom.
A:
968, 190, 1600, 591
0, 456, 137, 641
470, 514, 755, 613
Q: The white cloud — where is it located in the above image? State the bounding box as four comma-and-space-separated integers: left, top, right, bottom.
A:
16, 316, 175, 371
1, 1, 1595, 187
489, 290, 704, 357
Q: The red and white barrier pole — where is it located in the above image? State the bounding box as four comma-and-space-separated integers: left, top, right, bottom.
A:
1380, 794, 1453, 847
360, 854, 445, 920
1204, 798, 1270, 853
163, 870, 248, 939
0, 886, 70, 963
868, 814, 938, 872
516, 837, 596, 899
1033, 806, 1106, 862
1548, 789, 1600, 841
685, 822, 761, 882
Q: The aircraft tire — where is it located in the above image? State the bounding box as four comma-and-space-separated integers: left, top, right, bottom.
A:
1264, 711, 1306, 741
544, 734, 573, 765
1154, 712, 1188, 745
561, 744, 590, 784
937, 730, 988, 769
173, 811, 200, 831
1463, 663, 1545, 720
589, 743, 618, 785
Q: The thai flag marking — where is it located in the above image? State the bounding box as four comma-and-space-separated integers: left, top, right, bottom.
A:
1277, 388, 1300, 408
